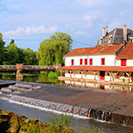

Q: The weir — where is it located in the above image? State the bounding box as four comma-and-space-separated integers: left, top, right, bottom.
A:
0, 81, 133, 127
9, 95, 133, 127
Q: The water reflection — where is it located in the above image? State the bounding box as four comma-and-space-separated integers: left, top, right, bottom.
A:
65, 80, 133, 93
0, 73, 61, 85
0, 73, 133, 93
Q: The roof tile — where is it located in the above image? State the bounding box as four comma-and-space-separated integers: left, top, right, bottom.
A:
116, 42, 133, 59
66, 44, 123, 56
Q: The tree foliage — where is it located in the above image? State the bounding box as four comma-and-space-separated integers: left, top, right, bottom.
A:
0, 33, 5, 64
23, 48, 38, 65
2, 41, 38, 65
38, 32, 72, 66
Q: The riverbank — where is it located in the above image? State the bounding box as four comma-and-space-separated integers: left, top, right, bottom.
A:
0, 110, 76, 133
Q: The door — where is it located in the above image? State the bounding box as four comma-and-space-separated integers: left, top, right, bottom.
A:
100, 71, 105, 80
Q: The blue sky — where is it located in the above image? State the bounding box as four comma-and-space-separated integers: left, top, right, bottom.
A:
1, 0, 133, 51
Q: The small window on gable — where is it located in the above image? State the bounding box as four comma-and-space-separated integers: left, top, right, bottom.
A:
89, 58, 93, 65
80, 59, 83, 65
101, 58, 105, 65
121, 59, 126, 66
84, 58, 87, 65
71, 59, 74, 65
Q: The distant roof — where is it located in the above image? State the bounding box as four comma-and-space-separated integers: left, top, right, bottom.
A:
106, 28, 133, 37
116, 42, 133, 59
97, 28, 133, 46
65, 44, 123, 56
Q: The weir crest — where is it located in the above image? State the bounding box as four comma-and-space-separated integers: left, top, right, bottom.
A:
10, 95, 133, 127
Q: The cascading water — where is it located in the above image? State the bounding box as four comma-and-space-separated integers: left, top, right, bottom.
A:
9, 95, 133, 127
0, 81, 133, 127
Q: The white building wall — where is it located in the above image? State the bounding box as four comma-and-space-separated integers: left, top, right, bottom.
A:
65, 54, 116, 66
65, 55, 88, 66
116, 59, 133, 66
89, 54, 116, 66
127, 59, 133, 66
116, 60, 121, 66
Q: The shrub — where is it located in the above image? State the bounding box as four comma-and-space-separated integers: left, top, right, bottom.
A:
48, 71, 58, 79
48, 113, 73, 128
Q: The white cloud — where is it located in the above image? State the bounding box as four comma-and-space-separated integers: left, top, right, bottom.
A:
84, 15, 95, 21
4, 27, 24, 36
83, 0, 105, 5
75, 30, 87, 35
108, 21, 122, 30
4, 25, 57, 36
74, 0, 105, 5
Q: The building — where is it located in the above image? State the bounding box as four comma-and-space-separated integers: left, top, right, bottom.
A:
59, 25, 133, 83
97, 25, 133, 46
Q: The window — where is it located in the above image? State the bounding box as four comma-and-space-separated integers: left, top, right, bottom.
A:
71, 59, 74, 65
84, 59, 87, 65
80, 59, 83, 65
121, 59, 126, 66
89, 58, 93, 65
101, 58, 105, 65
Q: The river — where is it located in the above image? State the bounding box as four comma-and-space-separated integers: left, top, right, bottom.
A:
0, 73, 133, 133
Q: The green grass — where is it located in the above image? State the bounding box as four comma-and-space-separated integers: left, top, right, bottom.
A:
0, 110, 103, 133
80, 125, 103, 133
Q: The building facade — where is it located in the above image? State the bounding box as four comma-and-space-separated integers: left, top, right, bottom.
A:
60, 25, 133, 83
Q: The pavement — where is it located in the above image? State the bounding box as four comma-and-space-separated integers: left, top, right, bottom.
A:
19, 84, 133, 117
0, 80, 16, 88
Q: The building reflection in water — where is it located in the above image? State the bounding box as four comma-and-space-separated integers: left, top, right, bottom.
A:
64, 80, 133, 93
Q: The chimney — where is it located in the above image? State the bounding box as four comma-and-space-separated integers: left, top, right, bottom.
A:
123, 24, 127, 42
103, 27, 106, 37
106, 26, 108, 35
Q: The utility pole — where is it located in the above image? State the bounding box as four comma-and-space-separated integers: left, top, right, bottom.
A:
67, 36, 69, 53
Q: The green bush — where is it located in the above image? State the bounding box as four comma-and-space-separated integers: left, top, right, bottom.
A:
48, 71, 59, 79
40, 71, 49, 75
56, 70, 60, 76
48, 113, 73, 128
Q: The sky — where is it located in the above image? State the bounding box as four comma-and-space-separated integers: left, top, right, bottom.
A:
1, 0, 133, 51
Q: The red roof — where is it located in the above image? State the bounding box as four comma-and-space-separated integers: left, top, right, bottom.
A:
60, 66, 133, 72
65, 44, 123, 56
116, 42, 133, 59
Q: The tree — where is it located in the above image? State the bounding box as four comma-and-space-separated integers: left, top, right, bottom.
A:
9, 39, 15, 45
23, 48, 38, 65
0, 33, 5, 64
38, 32, 73, 66
2, 43, 19, 65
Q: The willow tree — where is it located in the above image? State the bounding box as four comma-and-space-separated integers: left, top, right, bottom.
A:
38, 32, 72, 66
0, 33, 5, 64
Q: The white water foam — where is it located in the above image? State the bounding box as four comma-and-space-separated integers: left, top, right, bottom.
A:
0, 96, 109, 123
9, 99, 91, 120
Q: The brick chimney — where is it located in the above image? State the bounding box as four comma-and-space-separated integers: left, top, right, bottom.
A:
123, 24, 127, 42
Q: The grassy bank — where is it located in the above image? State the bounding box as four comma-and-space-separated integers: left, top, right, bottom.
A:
0, 110, 75, 133
0, 110, 103, 133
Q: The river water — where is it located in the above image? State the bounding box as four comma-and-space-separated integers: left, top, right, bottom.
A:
0, 73, 133, 133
